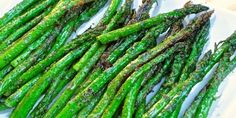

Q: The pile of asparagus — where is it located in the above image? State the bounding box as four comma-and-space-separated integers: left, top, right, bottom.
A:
0, 0, 235, 117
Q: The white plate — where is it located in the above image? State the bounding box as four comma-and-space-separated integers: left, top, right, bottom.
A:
0, 0, 235, 118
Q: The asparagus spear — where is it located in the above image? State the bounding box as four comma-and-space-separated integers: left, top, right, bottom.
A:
168, 21, 211, 118
97, 3, 208, 44
45, 1, 126, 117
0, 0, 39, 28
72, 0, 128, 71
144, 28, 235, 118
59, 6, 210, 117
0, 0, 95, 70
89, 23, 170, 118
77, 89, 105, 118
49, 0, 108, 53
0, 65, 13, 80
0, 12, 44, 53
0, 103, 9, 111
0, 0, 59, 42
135, 59, 172, 118
10, 41, 93, 117
107, 0, 155, 64
0, 26, 59, 96
102, 42, 186, 118
4, 74, 42, 107
195, 48, 236, 118
121, 61, 158, 118
183, 88, 206, 118
30, 68, 76, 117
10, 30, 53, 67
11, 13, 105, 94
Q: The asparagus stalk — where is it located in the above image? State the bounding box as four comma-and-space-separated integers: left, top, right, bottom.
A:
135, 59, 172, 117
77, 89, 105, 118
195, 49, 236, 118
179, 21, 210, 82
183, 88, 206, 118
121, 61, 158, 118
30, 68, 76, 117
0, 0, 95, 70
10, 30, 53, 67
0, 0, 39, 28
72, 0, 128, 71
0, 12, 44, 53
97, 3, 208, 44
107, 0, 155, 64
49, 0, 108, 53
89, 23, 170, 118
10, 41, 93, 117
46, 2, 128, 117
168, 21, 211, 117
0, 26, 60, 96
0, 103, 9, 111
59, 6, 210, 117
0, 0, 59, 42
102, 42, 186, 118
144, 28, 236, 118
0, 65, 13, 80
4, 74, 42, 107
145, 50, 212, 118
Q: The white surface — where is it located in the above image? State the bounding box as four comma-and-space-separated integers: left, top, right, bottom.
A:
0, 0, 236, 118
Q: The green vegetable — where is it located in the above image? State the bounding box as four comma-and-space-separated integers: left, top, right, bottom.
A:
195, 44, 236, 118
0, 28, 57, 96
0, 0, 95, 70
0, 0, 39, 28
5, 74, 42, 107
30, 68, 76, 117
0, 0, 59, 42
144, 21, 235, 118
0, 65, 13, 80
0, 12, 44, 53
10, 40, 93, 118
97, 4, 208, 44
59, 5, 209, 116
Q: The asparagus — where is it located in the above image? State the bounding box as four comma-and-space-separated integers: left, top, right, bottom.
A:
168, 21, 211, 117
10, 41, 93, 117
49, 0, 108, 53
0, 65, 13, 80
143, 28, 235, 118
135, 59, 172, 117
195, 49, 236, 118
0, 12, 44, 53
12, 18, 105, 93
121, 61, 157, 118
0, 0, 59, 42
0, 0, 39, 28
0, 0, 95, 70
183, 88, 206, 118
102, 43, 186, 118
97, 3, 208, 44
89, 22, 170, 118
10, 30, 52, 67
179, 21, 210, 82
0, 103, 9, 111
145, 50, 212, 118
59, 6, 210, 116
4, 74, 42, 107
44, 0, 123, 117
0, 27, 59, 96
107, 0, 155, 64
77, 89, 105, 118
30, 68, 76, 117
72, 0, 128, 71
